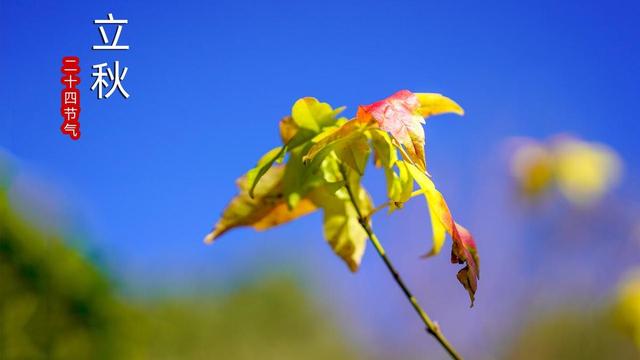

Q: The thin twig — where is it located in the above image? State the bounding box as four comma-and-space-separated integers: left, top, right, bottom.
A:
366, 189, 425, 218
343, 178, 463, 360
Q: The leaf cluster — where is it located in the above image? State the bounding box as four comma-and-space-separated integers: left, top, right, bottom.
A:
206, 90, 479, 305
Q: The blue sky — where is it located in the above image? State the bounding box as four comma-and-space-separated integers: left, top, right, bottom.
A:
2, 0, 639, 357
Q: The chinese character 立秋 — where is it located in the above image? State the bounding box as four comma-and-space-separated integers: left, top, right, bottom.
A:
92, 13, 129, 50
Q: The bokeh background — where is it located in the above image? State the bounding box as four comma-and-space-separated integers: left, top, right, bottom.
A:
1, 0, 639, 358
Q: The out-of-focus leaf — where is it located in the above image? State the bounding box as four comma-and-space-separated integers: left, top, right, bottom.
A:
247, 146, 287, 198
204, 165, 317, 243
612, 269, 640, 349
510, 136, 622, 206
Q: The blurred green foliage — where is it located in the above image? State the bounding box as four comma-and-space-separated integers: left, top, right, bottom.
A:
504, 306, 639, 360
131, 279, 360, 360
0, 184, 361, 359
0, 188, 127, 359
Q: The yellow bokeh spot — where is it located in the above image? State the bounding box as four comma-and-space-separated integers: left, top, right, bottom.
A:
510, 136, 622, 206
554, 138, 621, 206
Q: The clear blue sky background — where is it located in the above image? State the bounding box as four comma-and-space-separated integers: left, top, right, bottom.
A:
2, 0, 639, 358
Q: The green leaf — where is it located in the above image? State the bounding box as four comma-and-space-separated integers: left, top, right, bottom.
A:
383, 167, 402, 207
282, 144, 326, 209
247, 146, 287, 198
376, 151, 414, 212
397, 161, 414, 203
291, 97, 345, 132
385, 160, 414, 211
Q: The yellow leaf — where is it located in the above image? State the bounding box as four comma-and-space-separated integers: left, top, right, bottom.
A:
279, 116, 298, 144
415, 93, 464, 117
310, 180, 372, 272
253, 199, 316, 230
302, 120, 364, 166
204, 165, 317, 243
336, 134, 370, 176
405, 161, 479, 306
406, 162, 451, 256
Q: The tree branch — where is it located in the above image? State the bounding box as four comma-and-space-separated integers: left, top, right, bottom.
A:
343, 179, 463, 360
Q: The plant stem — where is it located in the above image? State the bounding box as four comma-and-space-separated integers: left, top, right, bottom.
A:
343, 181, 463, 360
366, 189, 425, 218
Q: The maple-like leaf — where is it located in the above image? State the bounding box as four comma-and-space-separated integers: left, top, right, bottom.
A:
356, 90, 463, 172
